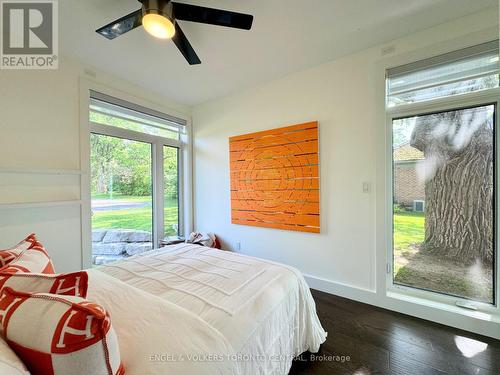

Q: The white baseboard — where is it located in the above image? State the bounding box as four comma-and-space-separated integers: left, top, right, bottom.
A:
303, 274, 377, 304
303, 274, 500, 340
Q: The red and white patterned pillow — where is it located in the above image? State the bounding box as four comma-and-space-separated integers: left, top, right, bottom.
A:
0, 234, 38, 268
0, 287, 124, 375
0, 271, 88, 298
0, 243, 55, 274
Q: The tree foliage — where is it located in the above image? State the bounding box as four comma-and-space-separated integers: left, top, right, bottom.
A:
90, 133, 178, 198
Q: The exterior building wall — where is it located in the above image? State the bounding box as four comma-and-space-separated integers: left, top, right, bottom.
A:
394, 162, 425, 207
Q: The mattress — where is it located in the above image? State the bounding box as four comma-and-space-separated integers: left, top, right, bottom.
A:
92, 244, 327, 374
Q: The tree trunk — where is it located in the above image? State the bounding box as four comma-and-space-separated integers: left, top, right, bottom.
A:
97, 164, 108, 194
410, 107, 493, 264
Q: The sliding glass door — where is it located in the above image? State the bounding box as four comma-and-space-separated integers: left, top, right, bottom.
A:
90, 134, 154, 265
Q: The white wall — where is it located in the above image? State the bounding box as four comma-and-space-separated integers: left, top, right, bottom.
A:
193, 10, 500, 337
0, 56, 190, 272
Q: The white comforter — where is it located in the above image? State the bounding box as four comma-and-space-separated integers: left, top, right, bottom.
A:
90, 244, 327, 375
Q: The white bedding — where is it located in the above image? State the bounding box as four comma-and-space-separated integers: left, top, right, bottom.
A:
87, 270, 237, 375
92, 244, 327, 374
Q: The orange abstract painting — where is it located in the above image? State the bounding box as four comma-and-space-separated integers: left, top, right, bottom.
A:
229, 122, 320, 233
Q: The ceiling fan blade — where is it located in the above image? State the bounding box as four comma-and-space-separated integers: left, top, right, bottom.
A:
172, 22, 201, 65
172, 3, 253, 30
96, 9, 143, 40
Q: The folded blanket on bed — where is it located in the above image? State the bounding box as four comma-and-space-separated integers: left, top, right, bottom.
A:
86, 270, 239, 375
96, 244, 327, 375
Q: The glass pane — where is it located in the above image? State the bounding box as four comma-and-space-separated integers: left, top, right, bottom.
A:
164, 146, 179, 239
90, 134, 153, 265
90, 99, 181, 140
392, 105, 495, 303
387, 49, 499, 107
388, 74, 499, 107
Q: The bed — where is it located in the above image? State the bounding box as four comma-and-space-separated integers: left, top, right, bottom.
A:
86, 243, 327, 375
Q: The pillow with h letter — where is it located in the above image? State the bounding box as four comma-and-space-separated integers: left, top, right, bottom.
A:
0, 271, 88, 298
0, 287, 124, 375
0, 234, 38, 268
0, 243, 55, 274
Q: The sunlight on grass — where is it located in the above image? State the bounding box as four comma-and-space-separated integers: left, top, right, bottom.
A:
393, 212, 425, 274
93, 207, 153, 231
393, 212, 425, 250
92, 197, 179, 236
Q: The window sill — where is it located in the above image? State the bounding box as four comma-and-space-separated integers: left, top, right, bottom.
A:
386, 290, 500, 324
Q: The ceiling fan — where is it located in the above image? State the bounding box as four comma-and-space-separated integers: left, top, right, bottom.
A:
96, 0, 254, 65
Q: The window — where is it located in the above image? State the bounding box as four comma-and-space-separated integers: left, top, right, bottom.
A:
89, 94, 184, 140
388, 41, 499, 306
164, 146, 179, 237
89, 91, 185, 265
387, 41, 499, 107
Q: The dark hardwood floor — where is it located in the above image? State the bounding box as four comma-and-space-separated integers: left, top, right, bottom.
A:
289, 289, 500, 375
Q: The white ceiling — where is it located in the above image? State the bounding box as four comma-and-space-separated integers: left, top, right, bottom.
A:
61, 0, 497, 106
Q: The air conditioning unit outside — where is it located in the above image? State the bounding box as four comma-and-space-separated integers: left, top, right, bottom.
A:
413, 200, 425, 212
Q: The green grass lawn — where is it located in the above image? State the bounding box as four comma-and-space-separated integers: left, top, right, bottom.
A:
92, 195, 179, 236
392, 211, 492, 302
393, 211, 425, 274
393, 211, 425, 251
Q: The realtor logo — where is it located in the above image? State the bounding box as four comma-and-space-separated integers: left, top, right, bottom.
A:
1, 0, 58, 69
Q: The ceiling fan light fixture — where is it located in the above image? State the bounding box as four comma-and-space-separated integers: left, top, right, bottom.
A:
96, 0, 254, 65
143, 13, 175, 39
142, 0, 175, 39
